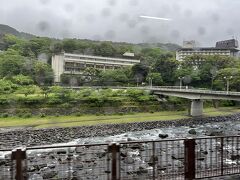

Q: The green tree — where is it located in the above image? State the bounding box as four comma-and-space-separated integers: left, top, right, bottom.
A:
50, 86, 72, 101
154, 54, 178, 85
41, 86, 50, 98
51, 42, 63, 54
131, 63, 149, 83
139, 48, 171, 66
94, 42, 116, 57
62, 39, 77, 53
81, 67, 101, 85
28, 37, 51, 57
146, 72, 163, 86
182, 55, 235, 88
216, 68, 240, 91
115, 45, 133, 57
16, 85, 40, 97
99, 69, 129, 86
175, 67, 200, 86
0, 49, 26, 77
0, 79, 16, 94
3, 34, 25, 50
33, 61, 53, 85
11, 75, 34, 85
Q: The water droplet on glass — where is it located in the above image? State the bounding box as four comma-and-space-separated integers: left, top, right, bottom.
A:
101, 8, 111, 17
104, 30, 116, 40
198, 27, 206, 36
38, 21, 50, 32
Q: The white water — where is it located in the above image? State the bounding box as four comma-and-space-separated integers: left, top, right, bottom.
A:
0, 120, 239, 157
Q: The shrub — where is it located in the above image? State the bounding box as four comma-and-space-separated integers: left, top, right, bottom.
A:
0, 96, 9, 105
55, 113, 60, 117
60, 103, 72, 108
23, 113, 32, 118
39, 113, 46, 118
1, 113, 9, 118
95, 113, 102, 116
116, 112, 124, 116
17, 113, 23, 118
75, 112, 83, 117
220, 100, 235, 107
17, 96, 44, 105
47, 96, 63, 105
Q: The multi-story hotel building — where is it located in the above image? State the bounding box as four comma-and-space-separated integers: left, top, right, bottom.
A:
176, 39, 239, 61
52, 53, 140, 83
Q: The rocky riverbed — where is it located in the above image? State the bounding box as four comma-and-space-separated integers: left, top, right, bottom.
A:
1, 113, 240, 179
1, 113, 240, 149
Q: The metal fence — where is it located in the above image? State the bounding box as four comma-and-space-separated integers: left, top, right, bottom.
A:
1, 136, 240, 179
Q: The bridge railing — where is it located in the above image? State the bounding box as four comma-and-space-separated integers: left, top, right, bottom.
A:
63, 85, 240, 96
149, 86, 240, 96
1, 136, 240, 179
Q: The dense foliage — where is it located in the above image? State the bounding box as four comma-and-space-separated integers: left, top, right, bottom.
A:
1, 33, 240, 92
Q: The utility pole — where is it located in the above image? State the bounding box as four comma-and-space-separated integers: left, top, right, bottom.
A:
149, 77, 153, 88
178, 77, 184, 90
211, 75, 214, 91
224, 76, 232, 94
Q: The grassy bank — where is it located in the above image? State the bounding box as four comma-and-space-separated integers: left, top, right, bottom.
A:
0, 107, 239, 129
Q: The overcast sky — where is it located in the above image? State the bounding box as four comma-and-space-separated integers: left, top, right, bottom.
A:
1, 0, 240, 46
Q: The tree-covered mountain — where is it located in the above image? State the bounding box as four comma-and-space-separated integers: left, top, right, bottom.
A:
0, 24, 35, 39
0, 24, 35, 50
0, 24, 180, 52
0, 24, 20, 36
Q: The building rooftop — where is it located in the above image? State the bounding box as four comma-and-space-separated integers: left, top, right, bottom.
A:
63, 53, 140, 62
178, 47, 240, 52
178, 39, 239, 52
123, 52, 135, 57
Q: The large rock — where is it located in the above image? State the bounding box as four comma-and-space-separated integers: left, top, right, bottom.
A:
40, 167, 57, 179
0, 160, 6, 166
231, 155, 240, 161
57, 170, 73, 179
124, 157, 135, 164
188, 129, 197, 135
158, 134, 168, 139
206, 130, 224, 136
128, 143, 145, 151
75, 146, 86, 155
148, 155, 158, 166
96, 149, 107, 158
29, 174, 43, 180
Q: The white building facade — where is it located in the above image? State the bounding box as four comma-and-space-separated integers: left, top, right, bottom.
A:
176, 39, 239, 61
52, 53, 140, 83
176, 48, 238, 61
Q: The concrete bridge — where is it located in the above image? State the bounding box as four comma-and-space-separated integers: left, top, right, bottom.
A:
65, 85, 240, 117
145, 86, 240, 116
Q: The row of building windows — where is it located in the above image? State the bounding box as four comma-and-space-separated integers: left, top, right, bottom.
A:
64, 64, 122, 72
64, 55, 137, 64
178, 52, 230, 55
65, 62, 128, 68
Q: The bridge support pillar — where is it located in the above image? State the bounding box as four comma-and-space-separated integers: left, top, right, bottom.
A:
190, 99, 203, 117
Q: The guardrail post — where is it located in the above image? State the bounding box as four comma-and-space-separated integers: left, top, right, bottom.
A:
184, 139, 196, 180
108, 142, 120, 180
11, 147, 26, 180
220, 137, 224, 175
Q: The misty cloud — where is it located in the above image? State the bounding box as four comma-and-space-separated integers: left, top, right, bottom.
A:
0, 0, 240, 46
